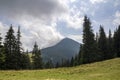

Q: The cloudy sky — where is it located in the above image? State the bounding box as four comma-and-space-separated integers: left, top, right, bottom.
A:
0, 0, 120, 50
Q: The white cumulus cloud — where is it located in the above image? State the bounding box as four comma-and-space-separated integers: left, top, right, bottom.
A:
113, 11, 120, 26
90, 0, 107, 4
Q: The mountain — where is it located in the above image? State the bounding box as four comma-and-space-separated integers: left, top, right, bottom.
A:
41, 38, 80, 64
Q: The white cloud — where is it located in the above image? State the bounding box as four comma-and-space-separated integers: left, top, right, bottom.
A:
0, 22, 9, 40
90, 0, 107, 4
59, 4, 84, 29
70, 0, 76, 3
0, 0, 68, 50
68, 34, 82, 43
113, 11, 120, 25
0, 0, 68, 20
18, 17, 64, 50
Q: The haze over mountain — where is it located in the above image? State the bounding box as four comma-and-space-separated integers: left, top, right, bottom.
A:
41, 38, 80, 64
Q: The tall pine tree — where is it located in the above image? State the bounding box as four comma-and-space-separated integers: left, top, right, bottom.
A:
0, 33, 5, 69
16, 26, 31, 69
113, 25, 120, 57
16, 26, 22, 69
81, 16, 97, 63
98, 26, 108, 60
107, 30, 114, 59
4, 25, 19, 69
32, 42, 42, 69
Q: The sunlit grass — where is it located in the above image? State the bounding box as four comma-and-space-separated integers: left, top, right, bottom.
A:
0, 58, 120, 80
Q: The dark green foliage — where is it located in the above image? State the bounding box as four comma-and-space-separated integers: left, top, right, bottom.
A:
70, 57, 74, 67
4, 25, 20, 69
20, 52, 31, 69
113, 25, 120, 57
3, 25, 31, 70
98, 26, 108, 60
44, 59, 54, 69
0, 17, 120, 70
82, 16, 98, 63
0, 47, 5, 69
55, 62, 60, 68
16, 26, 23, 69
107, 30, 114, 59
0, 33, 2, 46
73, 55, 79, 66
32, 42, 43, 69
61, 59, 70, 67
0, 33, 5, 69
78, 44, 83, 64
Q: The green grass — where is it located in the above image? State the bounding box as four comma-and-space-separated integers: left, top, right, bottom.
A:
0, 58, 120, 80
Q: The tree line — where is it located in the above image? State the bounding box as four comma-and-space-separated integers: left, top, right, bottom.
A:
68, 16, 120, 67
53, 16, 120, 68
0, 16, 120, 70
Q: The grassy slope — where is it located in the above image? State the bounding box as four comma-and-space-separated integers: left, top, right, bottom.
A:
0, 58, 120, 80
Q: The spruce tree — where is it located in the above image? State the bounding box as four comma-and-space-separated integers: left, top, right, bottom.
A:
16, 26, 22, 56
78, 44, 83, 64
82, 16, 97, 63
16, 26, 22, 69
0, 33, 5, 69
113, 25, 120, 57
20, 50, 31, 69
32, 42, 42, 69
0, 33, 2, 47
98, 26, 108, 60
55, 62, 60, 68
44, 59, 54, 69
4, 25, 19, 69
70, 57, 74, 67
107, 30, 114, 59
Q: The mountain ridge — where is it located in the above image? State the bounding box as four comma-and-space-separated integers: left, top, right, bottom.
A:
41, 38, 80, 64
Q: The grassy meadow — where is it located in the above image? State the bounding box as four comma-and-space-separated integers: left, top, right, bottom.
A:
0, 58, 120, 80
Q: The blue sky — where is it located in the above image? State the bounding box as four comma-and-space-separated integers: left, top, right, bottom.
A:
0, 0, 120, 50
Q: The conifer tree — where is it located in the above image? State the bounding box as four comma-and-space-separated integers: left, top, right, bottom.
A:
98, 26, 108, 60
16, 26, 23, 69
55, 62, 60, 68
82, 16, 97, 63
107, 30, 114, 59
44, 59, 54, 69
78, 44, 83, 64
4, 25, 19, 69
113, 25, 120, 57
20, 50, 31, 69
0, 33, 5, 69
32, 42, 43, 69
70, 57, 74, 67
0, 33, 2, 47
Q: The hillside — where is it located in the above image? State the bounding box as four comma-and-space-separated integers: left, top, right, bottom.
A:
0, 58, 119, 80
41, 38, 80, 64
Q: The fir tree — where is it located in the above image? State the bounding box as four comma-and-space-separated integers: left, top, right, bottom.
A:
55, 62, 60, 68
0, 33, 2, 47
0, 33, 5, 69
98, 26, 108, 60
82, 16, 97, 63
20, 50, 31, 69
70, 57, 74, 67
78, 44, 83, 64
16, 26, 23, 69
32, 42, 43, 69
4, 25, 19, 69
44, 59, 54, 69
107, 30, 114, 59
113, 25, 120, 57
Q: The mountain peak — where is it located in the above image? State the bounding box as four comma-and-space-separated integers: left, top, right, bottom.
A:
41, 38, 80, 64
58, 37, 79, 46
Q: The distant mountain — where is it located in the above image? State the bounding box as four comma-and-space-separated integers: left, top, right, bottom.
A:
41, 38, 80, 64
